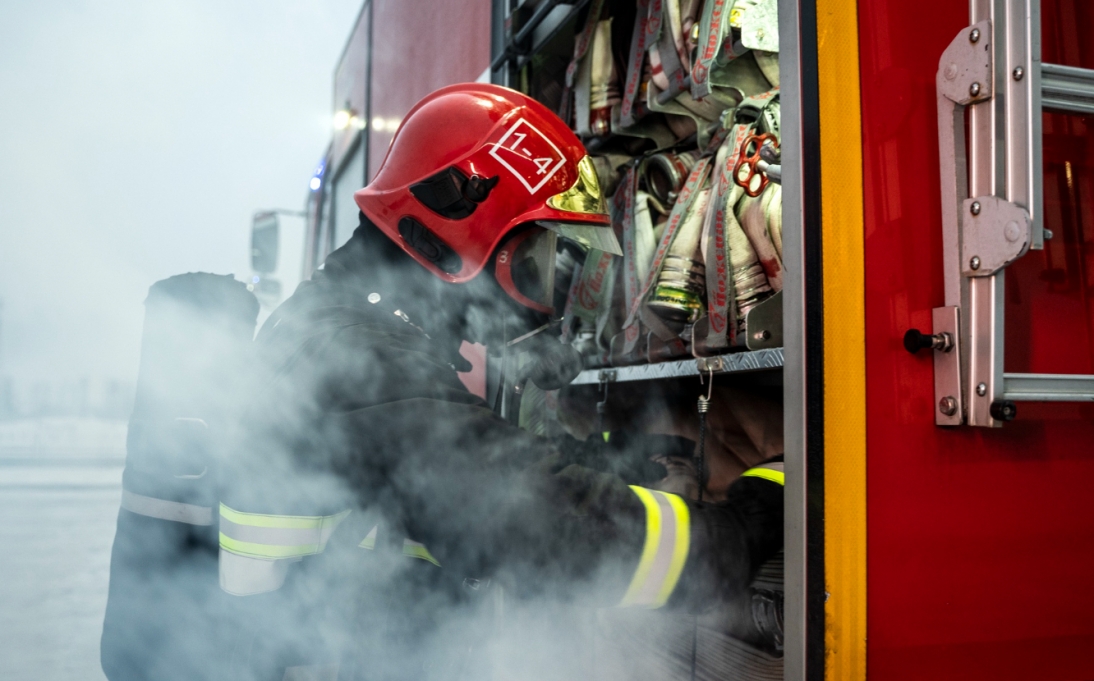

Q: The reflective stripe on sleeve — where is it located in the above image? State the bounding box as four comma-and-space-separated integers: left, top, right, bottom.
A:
358, 525, 378, 550
619, 486, 690, 609
740, 461, 785, 486
218, 503, 350, 560
402, 539, 441, 567
358, 529, 439, 566
120, 489, 213, 526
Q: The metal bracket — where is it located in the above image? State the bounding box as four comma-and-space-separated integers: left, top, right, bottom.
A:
935, 20, 995, 427
937, 20, 994, 307
744, 291, 784, 350
696, 356, 726, 373
961, 196, 1031, 276
932, 306, 963, 426
937, 20, 993, 107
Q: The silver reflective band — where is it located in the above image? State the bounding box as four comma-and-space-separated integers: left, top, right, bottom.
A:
120, 489, 213, 526
219, 549, 296, 596
220, 518, 338, 549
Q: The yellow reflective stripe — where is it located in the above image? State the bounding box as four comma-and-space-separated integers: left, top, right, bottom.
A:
219, 533, 321, 559
402, 540, 441, 567
218, 504, 350, 560
740, 468, 785, 486
619, 486, 690, 609
358, 526, 378, 550
219, 503, 347, 530
620, 487, 662, 606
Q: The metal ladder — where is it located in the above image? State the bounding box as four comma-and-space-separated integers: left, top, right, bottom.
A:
923, 0, 1094, 426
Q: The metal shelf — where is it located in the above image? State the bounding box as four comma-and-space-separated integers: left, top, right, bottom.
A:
570, 348, 785, 385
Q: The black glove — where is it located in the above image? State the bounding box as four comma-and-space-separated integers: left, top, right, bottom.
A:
554, 431, 695, 485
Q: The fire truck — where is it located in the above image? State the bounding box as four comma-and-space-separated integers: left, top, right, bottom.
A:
250, 0, 1094, 678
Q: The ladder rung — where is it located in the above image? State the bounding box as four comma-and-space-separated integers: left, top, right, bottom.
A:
1041, 63, 1094, 115
1002, 372, 1094, 402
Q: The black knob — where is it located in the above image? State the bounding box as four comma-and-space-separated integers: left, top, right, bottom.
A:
990, 400, 1017, 422
904, 328, 954, 354
904, 329, 933, 354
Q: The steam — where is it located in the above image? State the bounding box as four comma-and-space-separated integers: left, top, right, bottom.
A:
97, 249, 785, 681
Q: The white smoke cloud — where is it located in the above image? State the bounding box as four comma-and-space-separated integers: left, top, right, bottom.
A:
0, 0, 361, 387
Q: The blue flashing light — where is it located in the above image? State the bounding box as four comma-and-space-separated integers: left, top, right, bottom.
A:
252, 275, 261, 284
309, 156, 327, 191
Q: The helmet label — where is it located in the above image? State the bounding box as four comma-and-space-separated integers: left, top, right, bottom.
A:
489, 119, 566, 194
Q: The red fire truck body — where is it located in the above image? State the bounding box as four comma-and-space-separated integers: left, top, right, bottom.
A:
857, 0, 1094, 677
301, 1, 493, 278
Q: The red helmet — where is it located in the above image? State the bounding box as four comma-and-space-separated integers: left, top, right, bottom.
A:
354, 83, 619, 314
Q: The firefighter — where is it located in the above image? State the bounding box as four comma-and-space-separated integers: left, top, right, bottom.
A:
218, 83, 783, 679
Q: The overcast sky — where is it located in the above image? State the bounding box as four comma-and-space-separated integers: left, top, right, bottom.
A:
0, 0, 362, 387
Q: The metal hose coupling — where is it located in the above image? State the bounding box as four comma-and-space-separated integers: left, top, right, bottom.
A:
648, 254, 707, 324
648, 185, 712, 326
639, 150, 700, 208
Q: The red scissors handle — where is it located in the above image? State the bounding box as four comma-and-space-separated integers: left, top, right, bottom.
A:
732, 132, 779, 198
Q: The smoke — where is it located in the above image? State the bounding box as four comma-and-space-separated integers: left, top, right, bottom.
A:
0, 2, 361, 679
96, 229, 784, 681
0, 0, 360, 390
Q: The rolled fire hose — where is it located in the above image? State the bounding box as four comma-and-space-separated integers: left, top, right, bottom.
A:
725, 193, 775, 324
737, 183, 784, 292
575, 19, 618, 136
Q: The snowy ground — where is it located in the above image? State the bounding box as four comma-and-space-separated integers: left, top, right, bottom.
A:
1, 419, 125, 680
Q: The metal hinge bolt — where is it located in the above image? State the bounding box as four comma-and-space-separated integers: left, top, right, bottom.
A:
969, 82, 982, 97
939, 396, 958, 416
970, 256, 981, 270
1013, 65, 1025, 81
976, 382, 988, 397
970, 201, 981, 215
969, 27, 981, 43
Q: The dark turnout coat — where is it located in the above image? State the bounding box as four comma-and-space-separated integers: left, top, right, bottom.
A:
217, 250, 655, 679
217, 228, 781, 680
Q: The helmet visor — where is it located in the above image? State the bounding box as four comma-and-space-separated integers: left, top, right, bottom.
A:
496, 228, 558, 314
538, 221, 623, 256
